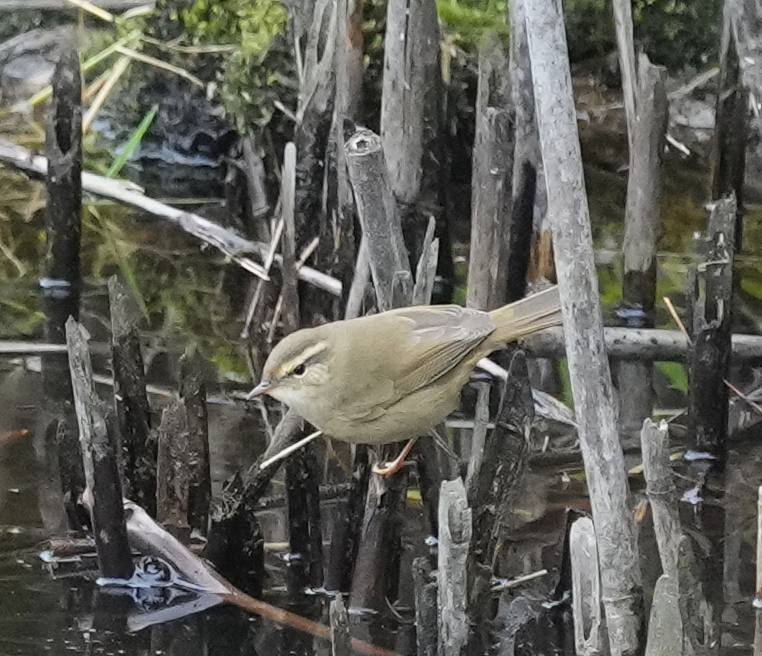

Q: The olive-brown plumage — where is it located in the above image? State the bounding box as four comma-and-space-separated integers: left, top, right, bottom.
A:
249, 286, 563, 445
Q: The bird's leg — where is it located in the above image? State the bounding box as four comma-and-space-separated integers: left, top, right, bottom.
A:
372, 437, 419, 476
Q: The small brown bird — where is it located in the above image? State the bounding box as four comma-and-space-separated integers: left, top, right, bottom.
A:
249, 286, 562, 461
249, 286, 562, 470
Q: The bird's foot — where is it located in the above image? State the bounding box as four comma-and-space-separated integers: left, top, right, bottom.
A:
372, 437, 419, 476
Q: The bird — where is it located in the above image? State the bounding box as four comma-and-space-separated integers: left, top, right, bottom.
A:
248, 285, 563, 474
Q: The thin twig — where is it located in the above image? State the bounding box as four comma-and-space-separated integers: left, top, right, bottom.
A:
65, 0, 114, 21
82, 55, 131, 133
267, 237, 320, 342
259, 430, 323, 470
114, 45, 204, 87
491, 569, 548, 591
663, 296, 689, 339
664, 297, 762, 417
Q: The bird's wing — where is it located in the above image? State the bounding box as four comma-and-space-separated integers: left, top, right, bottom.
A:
336, 306, 494, 424
384, 305, 495, 398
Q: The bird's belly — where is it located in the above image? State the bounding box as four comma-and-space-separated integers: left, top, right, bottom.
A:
321, 383, 463, 445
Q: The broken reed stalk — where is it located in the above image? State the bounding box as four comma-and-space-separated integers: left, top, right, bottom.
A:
713, 5, 748, 244
329, 596, 351, 656
688, 195, 737, 461
640, 419, 682, 580
611, 0, 637, 152
467, 350, 533, 617
758, 484, 762, 599
523, 325, 762, 363
294, 0, 341, 324
66, 317, 132, 579
156, 401, 191, 542
324, 445, 370, 592
380, 0, 438, 210
204, 412, 305, 594
43, 42, 82, 345
467, 36, 514, 312
618, 55, 668, 437
438, 478, 472, 656
570, 517, 606, 656
42, 41, 82, 500
412, 556, 438, 656
331, 0, 358, 312
509, 0, 548, 293
345, 128, 412, 311
108, 276, 156, 516
280, 141, 324, 592
525, 0, 643, 652
179, 351, 212, 535
645, 575, 682, 656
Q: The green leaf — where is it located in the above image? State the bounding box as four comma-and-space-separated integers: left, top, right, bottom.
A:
106, 104, 158, 179
656, 361, 689, 394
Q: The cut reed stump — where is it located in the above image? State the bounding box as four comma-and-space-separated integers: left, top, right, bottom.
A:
412, 556, 438, 656
438, 478, 472, 656
43, 42, 82, 347
618, 55, 668, 437
156, 401, 191, 543
509, 0, 546, 298
66, 318, 132, 579
108, 276, 156, 516
570, 517, 606, 656
346, 128, 412, 311
467, 350, 533, 619
713, 2, 748, 244
525, 0, 644, 651
179, 351, 212, 535
42, 44, 83, 513
467, 36, 514, 312
688, 195, 737, 461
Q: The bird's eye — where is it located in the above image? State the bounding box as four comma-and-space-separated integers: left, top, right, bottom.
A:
292, 363, 306, 377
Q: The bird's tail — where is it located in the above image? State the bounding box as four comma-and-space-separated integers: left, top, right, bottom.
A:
488, 286, 563, 345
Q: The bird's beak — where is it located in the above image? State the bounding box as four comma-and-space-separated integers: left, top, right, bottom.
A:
247, 380, 274, 400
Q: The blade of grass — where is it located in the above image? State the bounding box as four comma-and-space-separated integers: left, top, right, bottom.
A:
88, 206, 149, 318
106, 104, 158, 179
65, 0, 114, 22
83, 55, 132, 133
114, 45, 204, 87
83, 69, 112, 102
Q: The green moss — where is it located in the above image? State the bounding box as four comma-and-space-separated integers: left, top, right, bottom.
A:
436, 0, 507, 47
